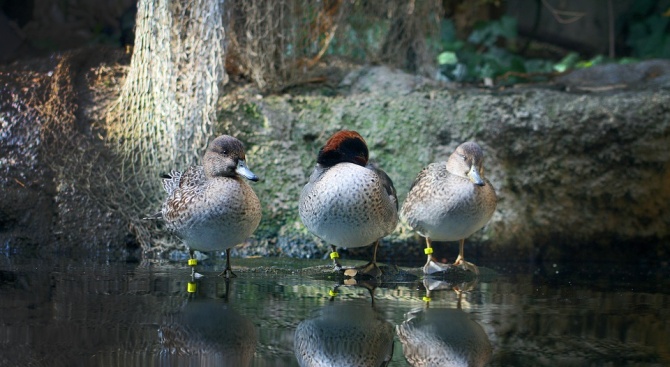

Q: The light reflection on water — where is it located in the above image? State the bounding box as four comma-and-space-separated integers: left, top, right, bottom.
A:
0, 255, 668, 367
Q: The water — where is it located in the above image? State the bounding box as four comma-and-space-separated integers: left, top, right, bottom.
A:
0, 254, 668, 367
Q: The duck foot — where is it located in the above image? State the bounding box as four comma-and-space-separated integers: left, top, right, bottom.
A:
218, 248, 238, 278
423, 258, 453, 275
218, 268, 238, 279
330, 248, 343, 272
343, 261, 383, 279
358, 261, 383, 278
453, 256, 480, 276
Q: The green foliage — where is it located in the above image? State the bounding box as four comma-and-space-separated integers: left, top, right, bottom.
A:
437, 16, 555, 84
436, 5, 669, 85
553, 53, 609, 73
468, 15, 517, 47
623, 0, 670, 59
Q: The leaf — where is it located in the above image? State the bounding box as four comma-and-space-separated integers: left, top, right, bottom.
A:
438, 51, 459, 65
509, 56, 526, 73
498, 16, 518, 40
553, 52, 580, 72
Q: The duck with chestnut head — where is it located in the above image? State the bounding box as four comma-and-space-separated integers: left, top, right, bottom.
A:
299, 130, 398, 278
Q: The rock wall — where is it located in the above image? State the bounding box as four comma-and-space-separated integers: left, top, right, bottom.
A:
221, 66, 670, 264
1, 57, 669, 264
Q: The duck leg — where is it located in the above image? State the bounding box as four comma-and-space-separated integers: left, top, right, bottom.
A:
453, 239, 479, 275
356, 240, 383, 278
330, 244, 343, 271
454, 286, 464, 309
188, 248, 198, 278
423, 237, 450, 275
219, 248, 238, 278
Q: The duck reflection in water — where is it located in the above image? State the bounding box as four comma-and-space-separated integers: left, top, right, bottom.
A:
158, 278, 257, 366
397, 278, 492, 367
294, 285, 394, 367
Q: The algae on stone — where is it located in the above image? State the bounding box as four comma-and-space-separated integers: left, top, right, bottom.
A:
216, 67, 670, 264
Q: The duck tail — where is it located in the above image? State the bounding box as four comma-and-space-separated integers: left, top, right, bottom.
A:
143, 211, 163, 220
162, 170, 182, 194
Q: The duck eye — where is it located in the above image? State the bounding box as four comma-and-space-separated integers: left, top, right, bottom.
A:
222, 149, 229, 155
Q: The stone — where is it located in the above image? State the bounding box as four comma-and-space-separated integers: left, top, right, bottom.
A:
2, 54, 669, 264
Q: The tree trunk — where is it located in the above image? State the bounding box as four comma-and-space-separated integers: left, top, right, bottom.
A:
108, 0, 227, 181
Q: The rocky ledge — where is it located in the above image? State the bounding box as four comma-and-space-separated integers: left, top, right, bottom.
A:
1, 52, 669, 265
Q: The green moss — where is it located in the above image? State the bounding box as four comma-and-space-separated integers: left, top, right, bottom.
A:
211, 79, 667, 257
264, 93, 445, 220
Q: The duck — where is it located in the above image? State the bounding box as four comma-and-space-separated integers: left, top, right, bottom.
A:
400, 142, 496, 275
160, 135, 262, 278
158, 278, 258, 366
396, 282, 492, 367
299, 130, 398, 278
294, 299, 395, 367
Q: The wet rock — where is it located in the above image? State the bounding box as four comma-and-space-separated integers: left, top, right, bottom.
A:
556, 59, 670, 90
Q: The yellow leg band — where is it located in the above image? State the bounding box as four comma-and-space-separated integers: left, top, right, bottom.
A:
424, 247, 433, 255
328, 290, 339, 297
188, 258, 198, 266
187, 282, 197, 293
330, 252, 340, 259
422, 296, 431, 302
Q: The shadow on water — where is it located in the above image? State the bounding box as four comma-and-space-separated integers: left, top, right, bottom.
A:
0, 254, 669, 366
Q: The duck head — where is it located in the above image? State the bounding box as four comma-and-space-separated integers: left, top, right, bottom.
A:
203, 135, 259, 181
447, 141, 486, 186
317, 130, 369, 167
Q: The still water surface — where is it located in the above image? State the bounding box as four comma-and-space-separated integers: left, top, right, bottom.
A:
0, 254, 668, 366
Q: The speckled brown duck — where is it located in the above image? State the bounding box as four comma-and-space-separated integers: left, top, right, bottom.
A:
160, 135, 261, 278
400, 142, 496, 275
397, 284, 492, 367
294, 299, 395, 366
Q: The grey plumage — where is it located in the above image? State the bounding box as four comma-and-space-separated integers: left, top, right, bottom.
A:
294, 300, 394, 367
299, 130, 397, 276
400, 141, 496, 274
397, 307, 492, 367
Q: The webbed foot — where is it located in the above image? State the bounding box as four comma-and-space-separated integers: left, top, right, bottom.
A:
423, 257, 452, 275
344, 261, 382, 278
453, 257, 479, 276
218, 268, 238, 279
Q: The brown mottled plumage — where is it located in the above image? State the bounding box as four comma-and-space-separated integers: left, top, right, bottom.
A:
400, 142, 496, 275
397, 287, 492, 367
299, 130, 398, 277
160, 135, 261, 278
159, 297, 257, 365
294, 300, 394, 367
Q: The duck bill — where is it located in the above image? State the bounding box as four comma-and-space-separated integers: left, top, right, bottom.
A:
236, 160, 259, 182
468, 166, 485, 186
